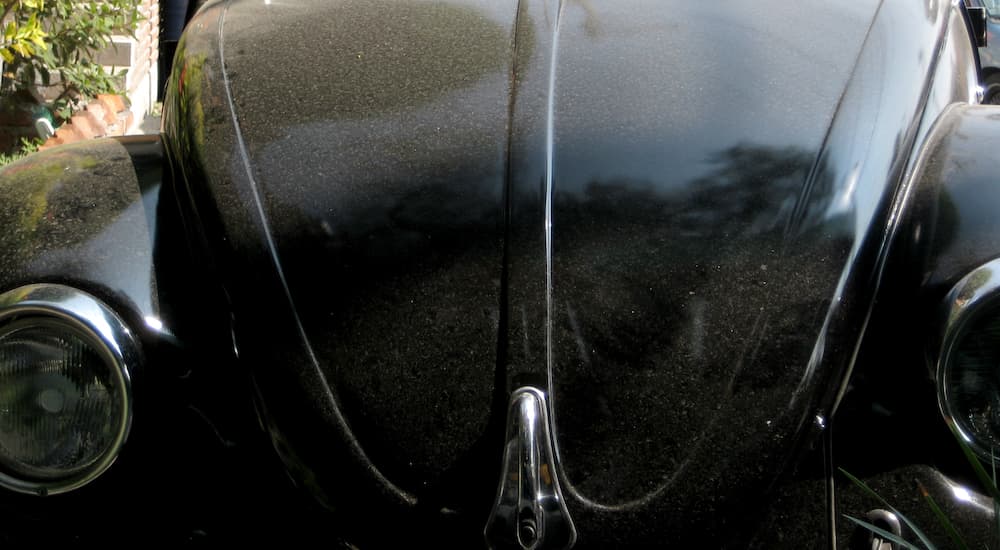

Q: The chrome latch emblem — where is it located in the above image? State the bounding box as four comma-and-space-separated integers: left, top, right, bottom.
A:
484, 387, 576, 549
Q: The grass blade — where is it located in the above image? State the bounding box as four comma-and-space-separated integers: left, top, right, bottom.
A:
993, 454, 999, 550
917, 480, 969, 550
946, 422, 1000, 502
839, 468, 937, 550
842, 514, 923, 550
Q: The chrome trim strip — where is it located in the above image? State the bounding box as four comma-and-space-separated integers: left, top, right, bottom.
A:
0, 284, 138, 495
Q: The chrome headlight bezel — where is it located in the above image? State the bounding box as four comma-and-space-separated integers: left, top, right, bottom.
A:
0, 284, 138, 495
937, 258, 1000, 461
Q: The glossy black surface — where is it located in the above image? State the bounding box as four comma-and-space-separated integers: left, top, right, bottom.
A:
906, 105, 1000, 297
226, 0, 512, 500
157, 0, 998, 546
0, 135, 349, 544
0, 138, 159, 326
500, 0, 870, 543
833, 7, 992, 549
0, 0, 995, 546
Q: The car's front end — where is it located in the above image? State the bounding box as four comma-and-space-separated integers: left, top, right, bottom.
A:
0, 0, 997, 547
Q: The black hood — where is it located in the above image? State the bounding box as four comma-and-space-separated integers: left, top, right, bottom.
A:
162, 0, 962, 545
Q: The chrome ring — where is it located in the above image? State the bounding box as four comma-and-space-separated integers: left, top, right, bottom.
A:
937, 258, 1000, 460
0, 284, 138, 495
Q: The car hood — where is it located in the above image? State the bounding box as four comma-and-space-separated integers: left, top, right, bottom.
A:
164, 0, 949, 544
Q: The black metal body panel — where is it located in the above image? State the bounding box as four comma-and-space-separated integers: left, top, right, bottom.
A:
0, 0, 996, 547
158, 0, 994, 546
0, 137, 351, 544
0, 138, 161, 329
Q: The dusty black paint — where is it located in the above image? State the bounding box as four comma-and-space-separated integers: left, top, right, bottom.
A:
0, 0, 995, 547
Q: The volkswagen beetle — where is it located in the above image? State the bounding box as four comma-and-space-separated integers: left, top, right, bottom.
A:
0, 0, 998, 547
967, 0, 1000, 102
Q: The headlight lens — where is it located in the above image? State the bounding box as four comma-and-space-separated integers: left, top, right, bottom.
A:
0, 320, 125, 481
940, 308, 1000, 457
938, 259, 1000, 460
0, 285, 137, 495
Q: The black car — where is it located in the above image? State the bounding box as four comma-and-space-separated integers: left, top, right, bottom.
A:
0, 0, 998, 547
966, 0, 1000, 103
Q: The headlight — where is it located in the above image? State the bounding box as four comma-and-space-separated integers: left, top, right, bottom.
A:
938, 258, 1000, 460
0, 285, 138, 495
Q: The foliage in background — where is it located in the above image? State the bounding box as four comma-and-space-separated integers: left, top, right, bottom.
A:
0, 0, 141, 120
0, 135, 39, 165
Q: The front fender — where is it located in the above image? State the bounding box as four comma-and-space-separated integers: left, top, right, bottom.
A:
0, 136, 318, 544
0, 136, 165, 339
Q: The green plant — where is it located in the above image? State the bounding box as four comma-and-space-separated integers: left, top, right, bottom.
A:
0, 0, 141, 120
843, 424, 1000, 549
0, 136, 42, 166
0, 1, 46, 65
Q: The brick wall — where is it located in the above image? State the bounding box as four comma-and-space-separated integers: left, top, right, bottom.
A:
128, 0, 160, 130
95, 0, 160, 132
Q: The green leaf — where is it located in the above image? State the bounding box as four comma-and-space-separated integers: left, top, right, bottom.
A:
946, 422, 1000, 502
28, 32, 46, 51
839, 468, 939, 550
18, 137, 42, 155
1, 0, 140, 101
993, 454, 1000, 550
916, 481, 969, 550
10, 41, 30, 57
842, 514, 925, 550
